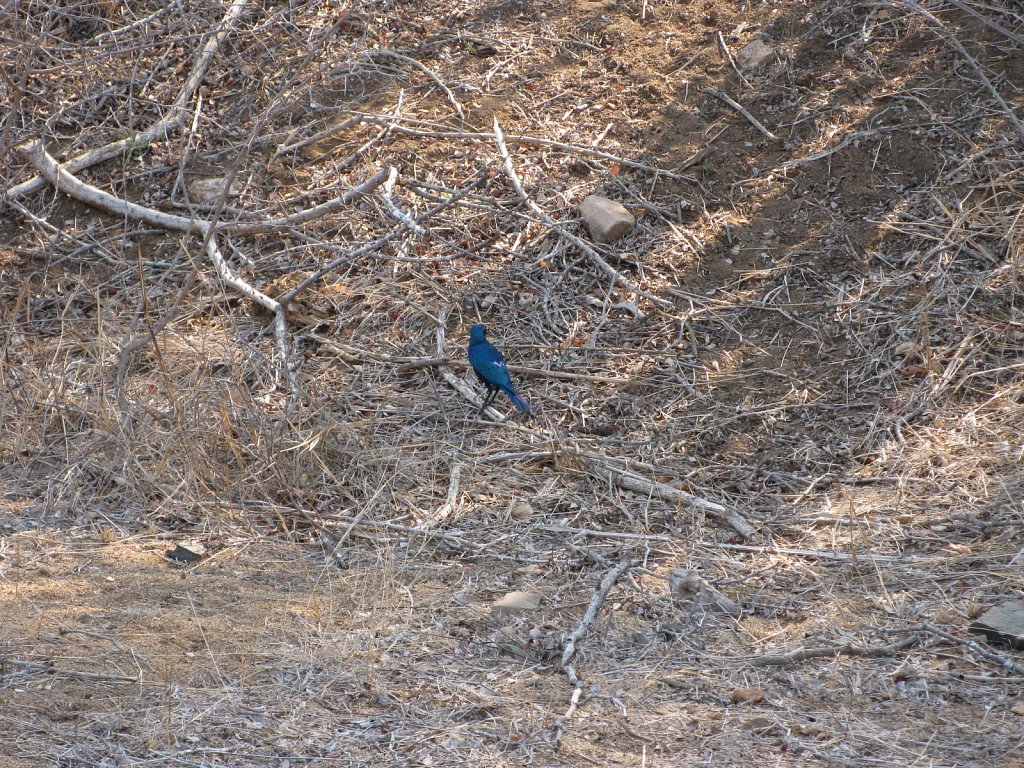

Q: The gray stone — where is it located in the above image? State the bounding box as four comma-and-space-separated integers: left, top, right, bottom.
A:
580, 195, 636, 243
189, 177, 236, 204
736, 39, 775, 70
970, 600, 1024, 649
165, 541, 206, 563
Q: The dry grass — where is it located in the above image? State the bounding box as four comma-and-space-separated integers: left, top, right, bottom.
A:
2, 0, 1024, 765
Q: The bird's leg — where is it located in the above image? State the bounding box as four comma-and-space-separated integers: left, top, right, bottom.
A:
477, 386, 497, 417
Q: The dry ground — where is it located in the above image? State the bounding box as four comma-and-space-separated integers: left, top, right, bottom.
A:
2, 0, 1024, 765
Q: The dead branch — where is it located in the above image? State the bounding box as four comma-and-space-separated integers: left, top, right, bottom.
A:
356, 113, 692, 180
940, 0, 1024, 46
16, 139, 296, 397
278, 173, 487, 304
0, 656, 139, 685
224, 167, 389, 234
899, 623, 1024, 675
275, 115, 364, 159
554, 557, 633, 746
382, 166, 426, 235
367, 49, 465, 120
419, 462, 461, 528
4, 0, 249, 200
747, 635, 921, 667
588, 460, 755, 539
705, 88, 778, 141
899, 0, 1024, 140
716, 32, 753, 90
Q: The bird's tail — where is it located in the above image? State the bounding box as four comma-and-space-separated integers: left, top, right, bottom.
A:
503, 387, 531, 414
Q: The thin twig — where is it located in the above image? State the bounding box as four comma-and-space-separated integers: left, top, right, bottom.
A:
356, 113, 692, 180
717, 32, 753, 89
224, 168, 389, 234
939, 0, 1024, 48
899, 0, 1024, 139
419, 463, 461, 528
747, 635, 921, 667
381, 166, 426, 235
279, 173, 488, 304
705, 88, 778, 141
554, 557, 633, 747
889, 623, 1024, 675
0, 656, 139, 684
368, 49, 465, 119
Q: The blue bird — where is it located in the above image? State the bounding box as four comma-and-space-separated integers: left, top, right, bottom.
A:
467, 324, 531, 416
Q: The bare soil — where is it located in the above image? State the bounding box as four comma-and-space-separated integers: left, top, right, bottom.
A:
2, 0, 1024, 765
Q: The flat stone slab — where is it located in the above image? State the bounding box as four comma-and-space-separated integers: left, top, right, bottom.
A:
491, 591, 542, 615
970, 600, 1024, 650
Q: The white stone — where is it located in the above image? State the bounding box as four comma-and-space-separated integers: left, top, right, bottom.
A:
491, 591, 542, 614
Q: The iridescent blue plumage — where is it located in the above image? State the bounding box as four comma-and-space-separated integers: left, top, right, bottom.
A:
467, 324, 530, 415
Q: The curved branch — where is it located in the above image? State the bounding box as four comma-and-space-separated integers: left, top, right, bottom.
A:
5, 0, 250, 200
15, 139, 296, 397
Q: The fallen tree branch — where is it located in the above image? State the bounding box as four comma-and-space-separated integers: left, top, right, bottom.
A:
940, 0, 1024, 46
4, 0, 249, 200
0, 656, 139, 685
15, 139, 396, 404
705, 88, 778, 141
223, 167, 389, 234
356, 112, 691, 180
278, 172, 487, 304
419, 463, 461, 528
887, 623, 1024, 676
16, 139, 298, 399
382, 165, 426, 235
747, 635, 921, 667
368, 49, 465, 120
899, 0, 1024, 140
588, 460, 755, 539
554, 557, 633, 747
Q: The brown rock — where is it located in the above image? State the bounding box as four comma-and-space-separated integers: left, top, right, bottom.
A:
731, 687, 766, 704
580, 195, 636, 243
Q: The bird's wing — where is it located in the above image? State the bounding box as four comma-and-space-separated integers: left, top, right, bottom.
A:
474, 357, 511, 384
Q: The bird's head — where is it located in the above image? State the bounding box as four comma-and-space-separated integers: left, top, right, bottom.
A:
469, 324, 487, 344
